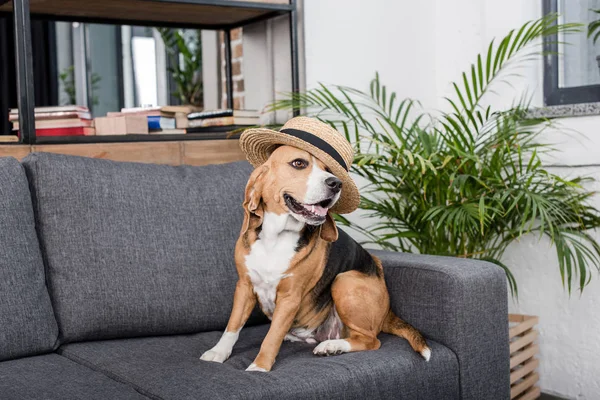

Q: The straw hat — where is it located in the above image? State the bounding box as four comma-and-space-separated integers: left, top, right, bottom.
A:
239, 117, 360, 214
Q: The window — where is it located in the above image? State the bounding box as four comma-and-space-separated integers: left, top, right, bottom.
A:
543, 0, 600, 105
55, 23, 197, 118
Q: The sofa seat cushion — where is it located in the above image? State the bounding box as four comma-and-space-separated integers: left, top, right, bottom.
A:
23, 153, 264, 343
0, 354, 148, 400
59, 325, 459, 400
0, 157, 58, 361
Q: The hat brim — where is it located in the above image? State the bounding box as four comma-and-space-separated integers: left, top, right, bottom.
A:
240, 127, 360, 214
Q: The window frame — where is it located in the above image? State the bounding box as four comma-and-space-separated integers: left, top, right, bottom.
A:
543, 0, 600, 106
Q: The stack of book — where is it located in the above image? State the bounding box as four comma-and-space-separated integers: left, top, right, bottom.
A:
162, 105, 202, 132
95, 105, 201, 135
93, 106, 260, 136
9, 106, 94, 136
185, 109, 260, 133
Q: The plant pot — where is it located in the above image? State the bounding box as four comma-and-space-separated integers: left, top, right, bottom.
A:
509, 314, 540, 400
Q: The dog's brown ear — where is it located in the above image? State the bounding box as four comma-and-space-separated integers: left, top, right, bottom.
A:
241, 165, 269, 235
320, 213, 339, 242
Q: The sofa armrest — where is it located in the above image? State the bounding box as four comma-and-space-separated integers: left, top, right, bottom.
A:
370, 250, 510, 400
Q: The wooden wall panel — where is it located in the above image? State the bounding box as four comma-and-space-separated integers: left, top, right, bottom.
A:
182, 140, 246, 166
32, 142, 182, 165
0, 145, 30, 160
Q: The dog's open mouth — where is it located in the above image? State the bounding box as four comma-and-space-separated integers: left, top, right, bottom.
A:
284, 194, 332, 222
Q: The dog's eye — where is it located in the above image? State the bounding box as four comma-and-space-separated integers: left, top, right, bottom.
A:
325, 167, 332, 174
290, 159, 308, 169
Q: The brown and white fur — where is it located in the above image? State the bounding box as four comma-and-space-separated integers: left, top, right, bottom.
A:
200, 145, 430, 372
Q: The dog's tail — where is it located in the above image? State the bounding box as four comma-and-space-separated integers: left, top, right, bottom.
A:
382, 310, 431, 361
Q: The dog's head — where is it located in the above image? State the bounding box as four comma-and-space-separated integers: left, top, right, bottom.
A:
241, 145, 341, 241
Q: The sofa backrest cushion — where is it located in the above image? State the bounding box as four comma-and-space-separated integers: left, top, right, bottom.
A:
0, 157, 59, 360
23, 153, 260, 343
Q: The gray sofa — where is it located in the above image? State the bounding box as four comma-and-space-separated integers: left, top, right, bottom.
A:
0, 153, 510, 400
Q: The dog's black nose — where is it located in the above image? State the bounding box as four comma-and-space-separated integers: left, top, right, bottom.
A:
325, 177, 342, 192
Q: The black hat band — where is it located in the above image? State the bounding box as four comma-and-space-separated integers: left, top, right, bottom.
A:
279, 128, 349, 172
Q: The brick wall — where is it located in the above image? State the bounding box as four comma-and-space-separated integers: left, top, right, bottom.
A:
220, 28, 245, 109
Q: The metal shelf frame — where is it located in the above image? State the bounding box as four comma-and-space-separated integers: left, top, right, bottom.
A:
5, 0, 300, 144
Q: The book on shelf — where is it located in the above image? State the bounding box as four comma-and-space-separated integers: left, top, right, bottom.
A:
9, 105, 89, 115
16, 127, 95, 137
161, 105, 202, 114
161, 106, 203, 129
147, 116, 176, 130
186, 125, 247, 134
116, 106, 180, 119
107, 110, 168, 118
0, 135, 19, 143
9, 110, 92, 121
187, 109, 259, 120
119, 106, 162, 114
175, 113, 189, 129
9, 105, 93, 136
37, 127, 95, 136
12, 118, 93, 130
149, 128, 186, 135
106, 108, 177, 130
188, 109, 233, 120
94, 115, 148, 135
187, 115, 259, 128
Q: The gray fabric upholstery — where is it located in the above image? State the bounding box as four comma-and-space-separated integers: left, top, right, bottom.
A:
9, 153, 505, 399
22, 153, 264, 343
371, 250, 510, 400
0, 354, 148, 399
0, 157, 58, 361
59, 324, 459, 400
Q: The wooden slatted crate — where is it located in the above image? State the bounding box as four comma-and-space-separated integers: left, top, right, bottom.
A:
509, 314, 540, 400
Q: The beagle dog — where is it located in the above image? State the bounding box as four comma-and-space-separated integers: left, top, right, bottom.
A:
200, 145, 430, 372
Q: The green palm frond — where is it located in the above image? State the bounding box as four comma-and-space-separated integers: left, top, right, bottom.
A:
270, 15, 600, 296
588, 9, 600, 44
157, 28, 203, 107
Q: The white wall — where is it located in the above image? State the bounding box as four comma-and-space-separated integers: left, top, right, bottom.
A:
304, 0, 438, 109
303, 1, 600, 398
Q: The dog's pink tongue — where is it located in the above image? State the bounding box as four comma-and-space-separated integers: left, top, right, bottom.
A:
304, 203, 328, 216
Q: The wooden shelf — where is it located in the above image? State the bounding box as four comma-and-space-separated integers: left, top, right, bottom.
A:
0, 138, 246, 166
4, 0, 300, 145
0, 0, 291, 28
34, 131, 242, 145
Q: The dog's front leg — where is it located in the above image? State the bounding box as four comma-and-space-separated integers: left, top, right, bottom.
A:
246, 291, 300, 372
200, 279, 256, 363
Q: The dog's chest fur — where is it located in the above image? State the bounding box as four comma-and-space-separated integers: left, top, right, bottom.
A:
244, 212, 303, 318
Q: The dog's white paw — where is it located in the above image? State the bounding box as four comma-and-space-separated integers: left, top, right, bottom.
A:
245, 363, 268, 372
284, 333, 302, 342
313, 339, 351, 356
200, 348, 230, 363
420, 347, 432, 362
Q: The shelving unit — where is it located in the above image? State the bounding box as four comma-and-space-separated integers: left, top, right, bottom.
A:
0, 0, 299, 145
35, 131, 241, 144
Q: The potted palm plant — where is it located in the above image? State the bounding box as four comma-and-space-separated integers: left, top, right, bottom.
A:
272, 14, 598, 296
272, 14, 598, 398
